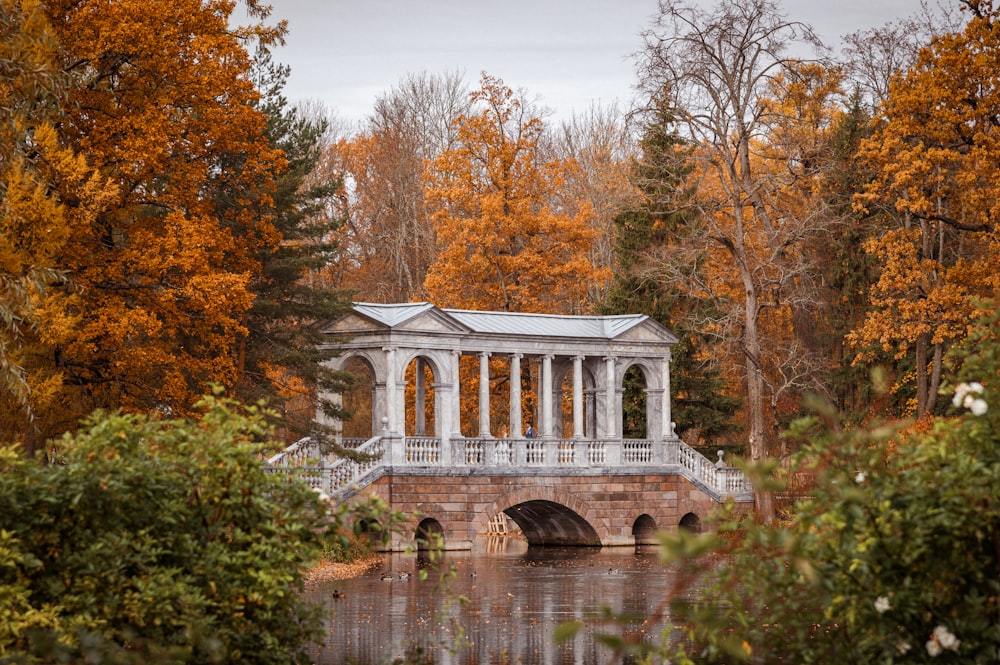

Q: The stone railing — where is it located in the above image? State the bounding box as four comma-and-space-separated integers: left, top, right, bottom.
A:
264, 435, 384, 500
265, 434, 752, 501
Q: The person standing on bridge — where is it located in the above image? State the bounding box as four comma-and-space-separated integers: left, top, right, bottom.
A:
524, 422, 535, 438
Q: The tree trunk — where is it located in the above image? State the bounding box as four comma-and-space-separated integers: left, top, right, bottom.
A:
744, 286, 775, 524
915, 331, 928, 417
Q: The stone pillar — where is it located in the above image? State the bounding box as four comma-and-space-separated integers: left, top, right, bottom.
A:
662, 353, 674, 438
435, 377, 453, 465
572, 355, 585, 439
478, 351, 491, 438
451, 350, 463, 438
384, 347, 399, 436
509, 353, 522, 439
541, 354, 554, 439
414, 357, 426, 436
604, 356, 617, 439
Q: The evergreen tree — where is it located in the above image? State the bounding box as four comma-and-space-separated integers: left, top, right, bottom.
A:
601, 94, 741, 449
235, 49, 356, 443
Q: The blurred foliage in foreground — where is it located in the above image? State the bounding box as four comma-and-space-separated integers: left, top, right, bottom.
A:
0, 392, 377, 664
560, 301, 1000, 663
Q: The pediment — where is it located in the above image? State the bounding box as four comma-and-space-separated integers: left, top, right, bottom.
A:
321, 312, 386, 334
614, 319, 679, 345
396, 309, 470, 334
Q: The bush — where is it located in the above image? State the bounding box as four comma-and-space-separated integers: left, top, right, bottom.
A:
657, 304, 1000, 664
0, 393, 331, 664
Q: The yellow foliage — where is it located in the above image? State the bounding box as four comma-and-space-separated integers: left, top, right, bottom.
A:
423, 74, 610, 313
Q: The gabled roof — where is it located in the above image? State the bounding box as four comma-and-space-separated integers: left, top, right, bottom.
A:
352, 302, 437, 328
349, 302, 677, 343
445, 308, 649, 340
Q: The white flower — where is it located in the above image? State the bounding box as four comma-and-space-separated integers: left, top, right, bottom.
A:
970, 398, 988, 416
933, 625, 960, 651
896, 640, 911, 655
855, 472, 866, 484
874, 596, 891, 613
926, 639, 942, 657
951, 381, 983, 409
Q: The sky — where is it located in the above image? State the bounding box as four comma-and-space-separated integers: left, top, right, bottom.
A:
264, 0, 927, 128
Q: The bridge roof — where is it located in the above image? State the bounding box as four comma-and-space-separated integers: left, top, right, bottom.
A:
350, 302, 675, 342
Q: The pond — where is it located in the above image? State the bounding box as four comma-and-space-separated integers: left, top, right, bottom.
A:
305, 538, 691, 664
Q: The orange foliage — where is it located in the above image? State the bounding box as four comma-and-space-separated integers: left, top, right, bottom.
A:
423, 74, 609, 313
43, 0, 286, 420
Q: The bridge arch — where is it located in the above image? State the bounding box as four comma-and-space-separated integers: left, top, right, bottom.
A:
632, 514, 658, 545
473, 486, 608, 547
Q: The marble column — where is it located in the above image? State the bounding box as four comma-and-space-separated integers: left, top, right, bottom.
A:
509, 353, 522, 438
451, 350, 463, 438
541, 354, 554, 438
572, 355, 585, 438
478, 352, 491, 437
414, 357, 426, 436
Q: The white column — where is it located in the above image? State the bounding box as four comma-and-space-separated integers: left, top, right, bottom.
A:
572, 355, 584, 438
604, 356, 617, 439
478, 351, 491, 437
451, 350, 463, 438
662, 352, 674, 438
509, 353, 522, 439
541, 354, 554, 439
414, 357, 426, 436
384, 347, 399, 435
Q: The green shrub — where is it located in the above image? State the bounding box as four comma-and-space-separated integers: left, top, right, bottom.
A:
0, 393, 331, 664
657, 304, 1000, 664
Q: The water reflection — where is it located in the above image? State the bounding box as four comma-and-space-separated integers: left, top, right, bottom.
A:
307, 539, 680, 664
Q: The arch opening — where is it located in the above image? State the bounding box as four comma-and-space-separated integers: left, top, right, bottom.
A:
415, 517, 444, 551
679, 512, 702, 533
503, 500, 601, 547
341, 355, 376, 439
632, 514, 658, 545
621, 364, 648, 439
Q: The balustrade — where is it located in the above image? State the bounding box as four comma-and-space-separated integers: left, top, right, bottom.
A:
265, 434, 751, 501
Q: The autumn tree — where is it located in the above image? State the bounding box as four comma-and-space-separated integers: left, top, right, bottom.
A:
850, 0, 997, 419
38, 0, 285, 429
637, 0, 844, 521
600, 92, 741, 448
231, 48, 357, 443
423, 73, 608, 313
549, 104, 638, 301
0, 0, 115, 453
326, 71, 469, 302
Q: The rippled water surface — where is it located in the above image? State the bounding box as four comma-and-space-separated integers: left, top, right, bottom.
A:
306, 540, 684, 664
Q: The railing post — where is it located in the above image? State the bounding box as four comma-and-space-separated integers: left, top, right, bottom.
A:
606, 439, 622, 466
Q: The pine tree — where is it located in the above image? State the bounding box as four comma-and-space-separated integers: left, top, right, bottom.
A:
600, 94, 741, 449
236, 49, 357, 443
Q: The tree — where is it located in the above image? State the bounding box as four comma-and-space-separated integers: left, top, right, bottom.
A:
637, 0, 841, 521
324, 71, 469, 302
850, 0, 998, 419
550, 104, 638, 302
40, 0, 285, 428
423, 73, 608, 313
600, 93, 741, 448
234, 48, 356, 444
645, 301, 1000, 664
0, 0, 115, 453
0, 393, 330, 663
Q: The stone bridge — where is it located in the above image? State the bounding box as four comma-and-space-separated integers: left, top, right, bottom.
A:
267, 434, 753, 550
267, 303, 754, 550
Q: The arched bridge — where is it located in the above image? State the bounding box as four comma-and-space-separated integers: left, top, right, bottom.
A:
267, 434, 753, 550
268, 303, 753, 550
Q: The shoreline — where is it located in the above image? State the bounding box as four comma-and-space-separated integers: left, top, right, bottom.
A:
303, 552, 383, 588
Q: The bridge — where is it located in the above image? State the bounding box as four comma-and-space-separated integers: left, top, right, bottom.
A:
267, 303, 753, 550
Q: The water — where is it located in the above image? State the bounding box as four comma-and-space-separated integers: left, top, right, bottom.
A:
306, 539, 686, 664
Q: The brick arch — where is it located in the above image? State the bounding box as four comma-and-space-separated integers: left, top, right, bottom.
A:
676, 498, 708, 528
472, 485, 609, 544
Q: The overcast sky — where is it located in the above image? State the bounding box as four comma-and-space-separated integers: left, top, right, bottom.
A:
265, 0, 927, 127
